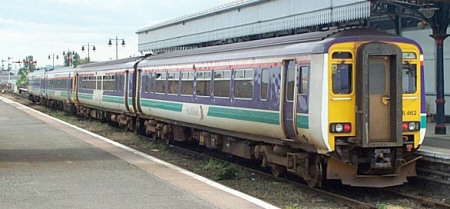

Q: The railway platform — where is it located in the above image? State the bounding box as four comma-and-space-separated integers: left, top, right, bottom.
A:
420, 122, 450, 159
0, 96, 277, 209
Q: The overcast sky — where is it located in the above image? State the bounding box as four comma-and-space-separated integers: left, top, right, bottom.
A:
0, 0, 233, 70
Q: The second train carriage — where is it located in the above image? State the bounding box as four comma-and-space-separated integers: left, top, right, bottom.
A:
27, 28, 426, 187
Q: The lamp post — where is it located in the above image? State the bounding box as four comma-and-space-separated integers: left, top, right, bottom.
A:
7, 57, 12, 86
1, 59, 5, 71
48, 54, 59, 70
81, 43, 95, 63
63, 49, 76, 66
108, 36, 125, 60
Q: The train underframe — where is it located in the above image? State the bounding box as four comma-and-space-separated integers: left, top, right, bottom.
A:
37, 97, 420, 187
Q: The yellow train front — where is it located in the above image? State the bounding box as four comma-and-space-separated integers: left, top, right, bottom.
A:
324, 30, 425, 187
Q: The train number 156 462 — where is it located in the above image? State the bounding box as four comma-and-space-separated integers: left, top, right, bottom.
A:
402, 110, 417, 116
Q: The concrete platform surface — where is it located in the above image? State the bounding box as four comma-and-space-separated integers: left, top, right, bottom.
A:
0, 96, 277, 209
420, 121, 450, 159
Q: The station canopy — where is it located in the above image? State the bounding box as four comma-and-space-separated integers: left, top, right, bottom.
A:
136, 0, 370, 53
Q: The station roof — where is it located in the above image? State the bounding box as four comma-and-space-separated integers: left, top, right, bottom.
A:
136, 0, 371, 53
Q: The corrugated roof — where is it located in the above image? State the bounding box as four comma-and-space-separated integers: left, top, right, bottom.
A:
137, 0, 370, 53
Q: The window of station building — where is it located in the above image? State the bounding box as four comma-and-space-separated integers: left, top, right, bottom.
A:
402, 63, 417, 94
167, 72, 179, 95
332, 63, 352, 94
260, 68, 269, 100
155, 72, 166, 94
214, 70, 231, 98
234, 69, 254, 99
181, 71, 194, 95
299, 66, 309, 95
196, 71, 211, 96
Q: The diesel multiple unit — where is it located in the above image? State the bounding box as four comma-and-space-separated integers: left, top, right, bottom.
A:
28, 29, 426, 187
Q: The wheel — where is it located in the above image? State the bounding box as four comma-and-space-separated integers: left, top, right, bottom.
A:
271, 164, 286, 177
305, 157, 323, 188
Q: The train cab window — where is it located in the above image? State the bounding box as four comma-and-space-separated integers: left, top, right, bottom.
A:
260, 68, 269, 100
402, 63, 417, 94
332, 52, 352, 59
167, 72, 179, 95
299, 66, 309, 95
332, 64, 352, 94
155, 72, 166, 94
234, 69, 254, 99
181, 71, 194, 95
196, 71, 211, 96
214, 70, 231, 98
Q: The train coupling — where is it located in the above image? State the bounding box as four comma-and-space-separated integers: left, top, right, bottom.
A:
326, 156, 422, 187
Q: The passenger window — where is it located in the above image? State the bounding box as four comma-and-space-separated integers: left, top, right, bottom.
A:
97, 76, 102, 90
332, 64, 352, 94
286, 61, 295, 101
167, 72, 179, 95
299, 66, 309, 95
234, 69, 254, 99
181, 71, 194, 95
196, 71, 211, 96
103, 75, 116, 91
260, 68, 269, 100
214, 70, 231, 98
156, 72, 166, 94
143, 74, 148, 93
402, 64, 417, 94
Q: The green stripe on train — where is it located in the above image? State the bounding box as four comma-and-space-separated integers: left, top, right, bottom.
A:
47, 90, 55, 95
207, 107, 280, 125
78, 93, 93, 100
60, 91, 68, 97
420, 115, 427, 129
102, 95, 124, 104
140, 99, 183, 112
297, 115, 309, 129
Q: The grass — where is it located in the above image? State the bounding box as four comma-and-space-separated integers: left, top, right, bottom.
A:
203, 159, 239, 180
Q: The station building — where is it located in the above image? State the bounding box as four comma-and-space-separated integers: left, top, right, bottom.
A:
136, 0, 449, 118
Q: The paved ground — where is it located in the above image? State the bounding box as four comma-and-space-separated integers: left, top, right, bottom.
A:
0, 96, 275, 209
419, 121, 450, 159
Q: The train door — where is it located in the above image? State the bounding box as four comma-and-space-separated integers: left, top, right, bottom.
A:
124, 70, 132, 113
74, 73, 80, 104
281, 59, 296, 138
368, 56, 390, 141
67, 73, 72, 102
356, 43, 403, 147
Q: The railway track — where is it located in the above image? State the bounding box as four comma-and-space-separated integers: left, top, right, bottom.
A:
415, 151, 450, 187
5, 91, 450, 208
171, 143, 379, 209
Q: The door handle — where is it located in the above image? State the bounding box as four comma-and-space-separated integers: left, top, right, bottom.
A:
381, 96, 390, 105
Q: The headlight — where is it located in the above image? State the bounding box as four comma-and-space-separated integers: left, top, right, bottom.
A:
408, 122, 416, 131
335, 124, 344, 132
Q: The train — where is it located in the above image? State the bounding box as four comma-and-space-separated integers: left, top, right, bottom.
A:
27, 28, 426, 187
